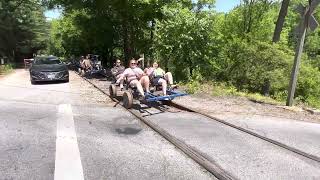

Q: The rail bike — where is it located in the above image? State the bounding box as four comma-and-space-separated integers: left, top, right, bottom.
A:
109, 77, 187, 109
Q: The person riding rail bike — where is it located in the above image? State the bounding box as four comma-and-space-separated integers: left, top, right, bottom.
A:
145, 61, 177, 96
111, 59, 125, 90
80, 55, 93, 76
117, 59, 150, 98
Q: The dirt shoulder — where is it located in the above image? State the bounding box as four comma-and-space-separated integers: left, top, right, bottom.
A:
174, 93, 320, 124
68, 72, 115, 106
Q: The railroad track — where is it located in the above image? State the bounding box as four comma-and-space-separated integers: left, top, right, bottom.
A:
78, 73, 320, 179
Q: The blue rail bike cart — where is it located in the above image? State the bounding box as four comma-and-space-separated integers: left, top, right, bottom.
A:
109, 81, 187, 109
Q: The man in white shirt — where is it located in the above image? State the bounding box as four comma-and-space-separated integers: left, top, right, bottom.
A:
117, 59, 150, 98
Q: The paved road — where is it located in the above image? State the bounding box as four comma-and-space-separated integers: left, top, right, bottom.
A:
143, 108, 320, 179
215, 113, 320, 158
0, 70, 214, 180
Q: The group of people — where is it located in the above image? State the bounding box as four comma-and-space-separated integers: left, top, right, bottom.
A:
79, 55, 93, 75
78, 54, 101, 75
111, 58, 176, 98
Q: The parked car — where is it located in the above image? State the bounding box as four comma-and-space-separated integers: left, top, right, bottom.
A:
29, 56, 69, 84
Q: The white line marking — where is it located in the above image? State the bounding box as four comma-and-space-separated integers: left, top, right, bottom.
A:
54, 104, 84, 180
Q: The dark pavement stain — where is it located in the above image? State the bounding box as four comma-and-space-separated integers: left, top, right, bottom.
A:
115, 127, 142, 135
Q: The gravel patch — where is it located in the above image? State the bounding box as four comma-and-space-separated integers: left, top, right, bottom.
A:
69, 72, 114, 106
174, 94, 320, 124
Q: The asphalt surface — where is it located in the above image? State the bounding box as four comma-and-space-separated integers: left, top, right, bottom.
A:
0, 70, 214, 180
215, 113, 320, 159
138, 106, 320, 179
87, 76, 320, 179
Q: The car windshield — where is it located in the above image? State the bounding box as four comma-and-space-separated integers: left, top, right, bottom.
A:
34, 58, 61, 65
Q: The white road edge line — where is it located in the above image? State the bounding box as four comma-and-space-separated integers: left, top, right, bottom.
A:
54, 104, 84, 180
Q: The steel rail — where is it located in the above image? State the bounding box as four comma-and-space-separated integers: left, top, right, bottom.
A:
166, 102, 320, 164
78, 73, 236, 180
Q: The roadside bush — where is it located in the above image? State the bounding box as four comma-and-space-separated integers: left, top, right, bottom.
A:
211, 82, 238, 96
184, 80, 201, 94
217, 39, 292, 95
0, 64, 13, 74
296, 63, 320, 108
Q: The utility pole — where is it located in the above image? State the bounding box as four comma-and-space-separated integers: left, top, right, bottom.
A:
286, 0, 320, 106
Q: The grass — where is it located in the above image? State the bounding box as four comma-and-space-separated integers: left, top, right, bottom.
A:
0, 64, 14, 75
180, 81, 285, 106
181, 80, 320, 109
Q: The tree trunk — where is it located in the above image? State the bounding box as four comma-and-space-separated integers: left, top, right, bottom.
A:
164, 58, 168, 72
123, 18, 132, 66
262, 79, 271, 96
150, 20, 155, 59
272, 0, 290, 43
121, 0, 133, 66
262, 0, 290, 96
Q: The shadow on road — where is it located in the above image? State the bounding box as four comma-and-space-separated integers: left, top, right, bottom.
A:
32, 81, 69, 85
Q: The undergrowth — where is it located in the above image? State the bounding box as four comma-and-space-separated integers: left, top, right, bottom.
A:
180, 80, 320, 109
0, 64, 13, 74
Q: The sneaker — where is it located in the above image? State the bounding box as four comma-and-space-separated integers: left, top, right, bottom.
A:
150, 87, 155, 93
139, 95, 147, 103
170, 84, 178, 89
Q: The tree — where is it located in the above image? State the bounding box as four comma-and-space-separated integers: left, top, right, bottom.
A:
273, 0, 291, 42
0, 0, 48, 62
44, 0, 320, 108
154, 3, 219, 80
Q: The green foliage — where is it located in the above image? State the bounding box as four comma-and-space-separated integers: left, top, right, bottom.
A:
0, 64, 13, 74
47, 20, 65, 56
44, 0, 320, 109
45, 0, 190, 63
184, 80, 201, 94
0, 0, 48, 61
218, 40, 292, 93
296, 63, 320, 108
154, 4, 221, 80
182, 80, 281, 105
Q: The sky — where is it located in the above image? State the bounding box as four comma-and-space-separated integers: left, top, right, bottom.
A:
44, 9, 62, 20
215, 0, 240, 13
44, 0, 240, 20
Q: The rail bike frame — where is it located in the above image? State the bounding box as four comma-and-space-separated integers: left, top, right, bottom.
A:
109, 78, 188, 108
144, 90, 188, 102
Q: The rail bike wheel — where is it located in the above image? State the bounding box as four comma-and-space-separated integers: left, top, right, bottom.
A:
123, 91, 133, 109
109, 84, 117, 98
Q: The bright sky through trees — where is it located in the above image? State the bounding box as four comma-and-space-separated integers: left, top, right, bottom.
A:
45, 9, 62, 20
44, 0, 240, 20
215, 0, 240, 12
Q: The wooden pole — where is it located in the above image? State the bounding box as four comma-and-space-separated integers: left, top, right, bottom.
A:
286, 27, 307, 106
286, 3, 311, 106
